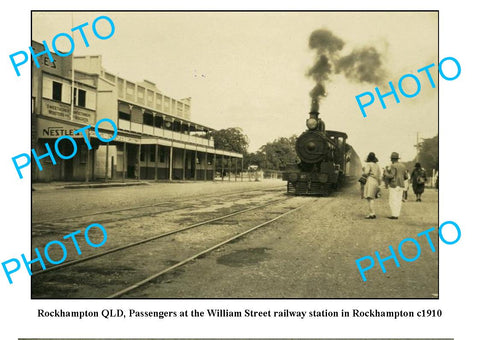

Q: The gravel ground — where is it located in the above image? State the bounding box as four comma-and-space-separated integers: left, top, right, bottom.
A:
124, 183, 439, 298
31, 179, 438, 298
32, 179, 284, 223
31, 182, 287, 298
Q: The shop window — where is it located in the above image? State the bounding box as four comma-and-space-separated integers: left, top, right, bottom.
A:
52, 81, 62, 101
140, 149, 146, 162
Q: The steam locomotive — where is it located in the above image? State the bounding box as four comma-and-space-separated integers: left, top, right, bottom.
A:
282, 107, 351, 195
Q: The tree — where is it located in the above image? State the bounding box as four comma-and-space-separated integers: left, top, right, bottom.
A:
244, 151, 266, 168
261, 136, 298, 170
405, 134, 438, 174
417, 135, 438, 173
244, 135, 297, 170
209, 127, 249, 155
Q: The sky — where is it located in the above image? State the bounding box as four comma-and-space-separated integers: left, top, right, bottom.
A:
33, 11, 438, 167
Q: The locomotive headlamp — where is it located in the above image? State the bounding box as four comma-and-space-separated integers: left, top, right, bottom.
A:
306, 141, 316, 151
306, 118, 318, 130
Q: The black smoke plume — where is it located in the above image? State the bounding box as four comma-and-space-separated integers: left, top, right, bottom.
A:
309, 29, 344, 55
307, 29, 386, 111
307, 29, 344, 110
336, 46, 385, 84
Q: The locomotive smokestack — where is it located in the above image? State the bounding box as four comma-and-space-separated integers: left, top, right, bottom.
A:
306, 98, 324, 132
310, 97, 319, 113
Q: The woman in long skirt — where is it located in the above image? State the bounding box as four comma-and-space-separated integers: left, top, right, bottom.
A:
363, 152, 381, 219
411, 162, 427, 202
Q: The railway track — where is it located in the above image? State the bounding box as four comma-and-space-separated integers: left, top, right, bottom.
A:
31, 197, 287, 275
32, 185, 285, 234
32, 195, 316, 298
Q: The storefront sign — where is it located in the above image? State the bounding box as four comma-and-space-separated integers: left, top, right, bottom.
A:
14, 118, 118, 179
37, 118, 85, 138
42, 99, 94, 125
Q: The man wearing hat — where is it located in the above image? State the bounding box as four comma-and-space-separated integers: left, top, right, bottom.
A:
384, 152, 408, 219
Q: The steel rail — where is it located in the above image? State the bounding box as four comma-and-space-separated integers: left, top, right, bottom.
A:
32, 197, 289, 276
107, 199, 315, 298
33, 185, 284, 225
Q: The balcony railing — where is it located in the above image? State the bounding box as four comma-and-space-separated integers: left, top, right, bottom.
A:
118, 119, 213, 147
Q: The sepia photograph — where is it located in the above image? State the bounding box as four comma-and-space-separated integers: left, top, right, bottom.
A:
30, 11, 439, 298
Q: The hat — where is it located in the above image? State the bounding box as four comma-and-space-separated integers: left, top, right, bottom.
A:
390, 152, 400, 159
366, 152, 378, 162
415, 162, 421, 168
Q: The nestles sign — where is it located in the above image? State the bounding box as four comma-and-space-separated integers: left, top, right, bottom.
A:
14, 118, 118, 179
43, 126, 76, 137
37, 118, 83, 139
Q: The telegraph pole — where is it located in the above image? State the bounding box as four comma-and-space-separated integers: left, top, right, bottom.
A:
413, 132, 421, 160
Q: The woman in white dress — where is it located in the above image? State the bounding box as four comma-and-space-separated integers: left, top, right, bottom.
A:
362, 152, 381, 219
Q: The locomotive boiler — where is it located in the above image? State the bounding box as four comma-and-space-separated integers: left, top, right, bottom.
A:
282, 105, 350, 195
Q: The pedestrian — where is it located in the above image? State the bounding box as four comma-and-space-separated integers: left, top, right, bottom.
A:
403, 170, 411, 202
411, 162, 427, 201
381, 167, 389, 189
362, 152, 381, 219
383, 152, 408, 219
134, 158, 139, 180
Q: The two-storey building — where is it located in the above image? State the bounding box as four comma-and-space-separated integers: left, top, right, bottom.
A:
31, 41, 242, 182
